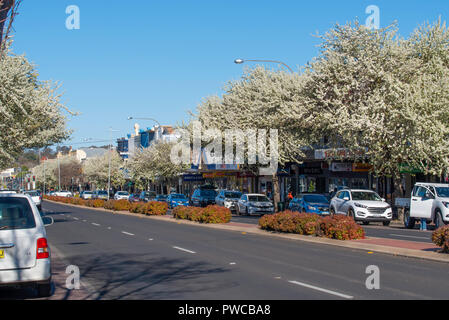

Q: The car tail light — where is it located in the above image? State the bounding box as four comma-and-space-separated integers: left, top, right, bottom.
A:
36, 238, 50, 259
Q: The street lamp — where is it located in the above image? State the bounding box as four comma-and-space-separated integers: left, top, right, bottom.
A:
127, 116, 161, 128
234, 58, 294, 73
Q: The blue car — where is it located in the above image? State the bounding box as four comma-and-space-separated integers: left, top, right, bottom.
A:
167, 193, 189, 208
289, 194, 330, 215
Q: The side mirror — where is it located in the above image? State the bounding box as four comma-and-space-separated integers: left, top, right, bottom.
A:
382, 198, 386, 202
42, 216, 54, 227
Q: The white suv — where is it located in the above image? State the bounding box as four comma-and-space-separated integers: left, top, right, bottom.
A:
330, 189, 393, 226
405, 183, 449, 229
0, 193, 53, 297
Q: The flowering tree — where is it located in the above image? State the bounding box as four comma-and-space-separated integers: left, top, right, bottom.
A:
128, 141, 188, 190
0, 44, 72, 169
302, 20, 449, 178
194, 67, 315, 207
83, 151, 126, 189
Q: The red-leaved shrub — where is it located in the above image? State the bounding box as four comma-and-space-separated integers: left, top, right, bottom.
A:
432, 225, 449, 253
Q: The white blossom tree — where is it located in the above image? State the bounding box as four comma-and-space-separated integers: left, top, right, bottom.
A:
83, 151, 126, 190
0, 44, 73, 169
128, 141, 188, 190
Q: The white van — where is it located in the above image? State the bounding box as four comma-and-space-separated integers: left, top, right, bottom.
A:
0, 193, 53, 297
404, 183, 449, 229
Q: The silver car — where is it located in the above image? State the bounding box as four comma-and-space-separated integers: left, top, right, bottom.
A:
0, 193, 54, 296
80, 191, 94, 200
215, 190, 242, 211
24, 191, 42, 211
237, 194, 274, 215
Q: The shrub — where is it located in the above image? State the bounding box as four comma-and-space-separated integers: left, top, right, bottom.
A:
432, 225, 449, 253
109, 199, 131, 211
172, 205, 231, 224
259, 211, 365, 240
103, 200, 116, 210
147, 201, 168, 216
85, 199, 105, 208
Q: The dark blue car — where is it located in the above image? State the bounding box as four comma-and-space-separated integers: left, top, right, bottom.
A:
167, 193, 189, 209
289, 194, 330, 215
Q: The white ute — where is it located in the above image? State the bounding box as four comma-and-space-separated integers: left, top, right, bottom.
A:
401, 183, 449, 229
0, 193, 53, 297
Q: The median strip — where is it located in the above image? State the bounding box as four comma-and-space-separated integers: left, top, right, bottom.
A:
288, 280, 354, 299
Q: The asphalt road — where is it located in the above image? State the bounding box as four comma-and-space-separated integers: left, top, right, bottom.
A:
9, 201, 449, 300
230, 214, 435, 244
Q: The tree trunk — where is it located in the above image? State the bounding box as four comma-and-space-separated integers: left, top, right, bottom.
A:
272, 173, 281, 212
392, 174, 404, 222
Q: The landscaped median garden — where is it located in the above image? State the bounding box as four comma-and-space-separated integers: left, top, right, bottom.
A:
172, 205, 232, 224
44, 196, 168, 216
258, 210, 366, 240
432, 225, 449, 253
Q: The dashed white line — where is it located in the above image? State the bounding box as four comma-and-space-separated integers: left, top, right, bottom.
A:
82, 220, 87, 222
148, 238, 154, 241
92, 223, 100, 226
121, 231, 135, 236
229, 262, 236, 265
288, 280, 354, 299
173, 246, 196, 254
108, 227, 112, 230
73, 217, 79, 220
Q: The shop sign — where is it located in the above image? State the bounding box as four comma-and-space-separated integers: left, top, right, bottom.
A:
183, 174, 205, 182
399, 163, 423, 174
315, 148, 366, 160
330, 162, 353, 172
352, 163, 373, 172
298, 167, 323, 175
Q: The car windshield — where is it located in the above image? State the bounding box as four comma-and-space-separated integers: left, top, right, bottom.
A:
84, 191, 93, 194
303, 195, 328, 203
25, 192, 39, 197
435, 187, 449, 197
98, 191, 108, 195
0, 198, 36, 230
351, 192, 382, 201
143, 192, 156, 197
224, 192, 242, 198
171, 194, 186, 200
117, 192, 128, 195
248, 195, 270, 202
200, 190, 217, 197
157, 195, 167, 199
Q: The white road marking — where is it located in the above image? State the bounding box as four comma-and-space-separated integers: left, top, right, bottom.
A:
149, 238, 154, 241
108, 227, 112, 230
389, 234, 429, 240
173, 246, 196, 254
229, 262, 236, 265
121, 231, 134, 236
83, 220, 87, 222
92, 223, 100, 226
288, 280, 354, 299
73, 217, 79, 220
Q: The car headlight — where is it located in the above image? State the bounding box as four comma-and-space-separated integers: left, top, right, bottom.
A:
307, 205, 315, 210
354, 203, 368, 208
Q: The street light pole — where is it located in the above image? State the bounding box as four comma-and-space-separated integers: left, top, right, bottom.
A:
108, 128, 120, 200
234, 58, 294, 73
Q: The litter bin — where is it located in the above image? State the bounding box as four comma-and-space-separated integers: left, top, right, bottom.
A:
277, 202, 285, 212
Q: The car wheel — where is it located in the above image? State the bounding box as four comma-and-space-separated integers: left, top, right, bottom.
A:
362, 221, 370, 225
37, 280, 52, 297
348, 208, 355, 220
383, 221, 391, 226
330, 207, 336, 217
245, 206, 249, 216
435, 210, 445, 229
404, 209, 416, 229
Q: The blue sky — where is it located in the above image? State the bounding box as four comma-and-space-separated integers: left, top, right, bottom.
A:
10, 0, 449, 146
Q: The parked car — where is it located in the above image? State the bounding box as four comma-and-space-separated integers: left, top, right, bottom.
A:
93, 190, 108, 200
401, 183, 449, 229
128, 193, 141, 203
139, 191, 157, 202
167, 193, 189, 209
289, 194, 330, 215
114, 191, 130, 200
0, 193, 54, 297
24, 191, 42, 211
215, 190, 242, 211
54, 190, 72, 197
0, 190, 17, 194
155, 194, 168, 203
237, 194, 274, 216
190, 188, 218, 207
329, 189, 392, 226
80, 191, 94, 200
